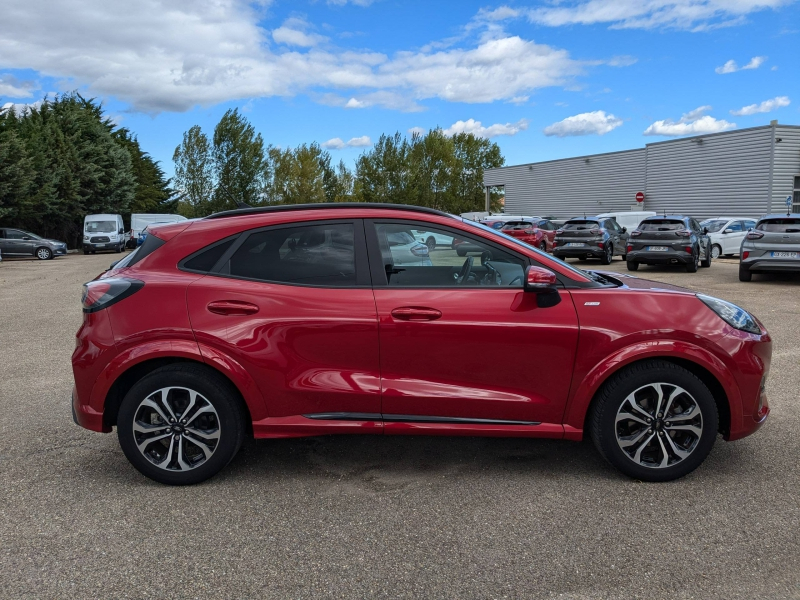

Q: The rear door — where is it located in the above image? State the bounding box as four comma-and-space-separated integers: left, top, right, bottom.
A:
605, 219, 628, 255
367, 218, 579, 427
722, 220, 744, 254
4, 229, 34, 255
186, 220, 382, 420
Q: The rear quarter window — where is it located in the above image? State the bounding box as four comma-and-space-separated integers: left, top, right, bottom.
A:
181, 238, 236, 273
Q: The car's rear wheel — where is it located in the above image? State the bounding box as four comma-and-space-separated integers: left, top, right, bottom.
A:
600, 243, 613, 265
117, 364, 246, 485
685, 248, 699, 273
701, 246, 712, 268
425, 236, 436, 252
739, 265, 752, 282
711, 244, 722, 259
36, 247, 52, 260
626, 260, 639, 271
589, 360, 718, 482
539, 241, 547, 252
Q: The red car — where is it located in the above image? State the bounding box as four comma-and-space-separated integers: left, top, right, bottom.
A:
501, 219, 558, 252
72, 204, 771, 485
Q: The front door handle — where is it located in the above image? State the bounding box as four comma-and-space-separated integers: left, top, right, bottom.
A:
390, 306, 442, 321
207, 300, 259, 316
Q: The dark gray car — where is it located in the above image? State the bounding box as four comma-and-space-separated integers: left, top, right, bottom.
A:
0, 228, 68, 260
626, 215, 711, 273
552, 217, 628, 265
739, 214, 800, 281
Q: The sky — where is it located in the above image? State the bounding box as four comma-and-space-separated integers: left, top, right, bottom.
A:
1, 0, 799, 177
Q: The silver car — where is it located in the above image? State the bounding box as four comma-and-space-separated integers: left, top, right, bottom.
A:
739, 214, 800, 281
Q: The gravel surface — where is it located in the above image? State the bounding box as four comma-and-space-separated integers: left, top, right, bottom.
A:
0, 253, 798, 599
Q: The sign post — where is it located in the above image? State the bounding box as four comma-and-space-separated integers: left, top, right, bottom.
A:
787, 195, 793, 215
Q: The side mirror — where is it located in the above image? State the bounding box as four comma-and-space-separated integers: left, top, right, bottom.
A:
119, 228, 124, 234
703, 227, 709, 234
524, 265, 557, 292
722, 228, 732, 234
621, 227, 627, 233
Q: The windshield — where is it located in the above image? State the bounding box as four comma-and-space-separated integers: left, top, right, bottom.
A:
86, 221, 116, 233
461, 219, 599, 283
639, 220, 684, 231
700, 219, 728, 233
757, 218, 800, 233
562, 220, 600, 230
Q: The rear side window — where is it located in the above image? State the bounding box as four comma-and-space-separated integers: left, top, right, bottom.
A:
562, 220, 600, 230
757, 218, 800, 233
182, 238, 236, 273
126, 234, 166, 268
224, 223, 357, 286
639, 220, 685, 231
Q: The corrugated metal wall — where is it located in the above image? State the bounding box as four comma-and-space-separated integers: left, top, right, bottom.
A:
484, 124, 800, 220
771, 125, 800, 213
484, 149, 645, 217
644, 126, 773, 220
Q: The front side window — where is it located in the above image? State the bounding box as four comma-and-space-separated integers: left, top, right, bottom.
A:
701, 219, 728, 233
373, 222, 526, 288
6, 229, 30, 240
726, 221, 743, 232
224, 223, 357, 286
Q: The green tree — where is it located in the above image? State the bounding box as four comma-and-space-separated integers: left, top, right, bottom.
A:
173, 125, 214, 217
212, 108, 266, 210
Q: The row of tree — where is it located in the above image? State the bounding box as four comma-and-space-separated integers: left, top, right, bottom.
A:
0, 94, 174, 247
173, 109, 505, 217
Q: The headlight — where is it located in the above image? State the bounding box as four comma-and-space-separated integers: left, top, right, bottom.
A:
697, 294, 761, 335
83, 235, 89, 241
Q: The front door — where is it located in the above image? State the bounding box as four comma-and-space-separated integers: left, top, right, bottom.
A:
187, 220, 381, 419
722, 220, 745, 254
367, 219, 580, 426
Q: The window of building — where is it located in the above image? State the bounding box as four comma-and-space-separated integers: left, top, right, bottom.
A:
793, 175, 800, 213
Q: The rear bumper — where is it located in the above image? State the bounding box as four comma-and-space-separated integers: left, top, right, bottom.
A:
553, 246, 604, 258
72, 385, 109, 432
627, 249, 693, 264
740, 259, 800, 273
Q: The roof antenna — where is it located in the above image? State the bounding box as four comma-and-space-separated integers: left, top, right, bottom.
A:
217, 182, 251, 209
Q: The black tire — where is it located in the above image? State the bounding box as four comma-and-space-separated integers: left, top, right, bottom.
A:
117, 364, 246, 485
621, 254, 627, 261
456, 247, 467, 257
589, 360, 718, 482
116, 244, 123, 253
600, 243, 613, 265
685, 248, 699, 273
626, 260, 639, 271
35, 247, 52, 260
539, 241, 547, 252
739, 265, 752, 282
700, 246, 712, 268
83, 249, 90, 255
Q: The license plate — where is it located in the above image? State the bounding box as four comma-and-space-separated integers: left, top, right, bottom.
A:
647, 246, 668, 251
771, 251, 799, 258
566, 242, 584, 247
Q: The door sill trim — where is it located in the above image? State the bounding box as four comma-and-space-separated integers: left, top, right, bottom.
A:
303, 412, 540, 426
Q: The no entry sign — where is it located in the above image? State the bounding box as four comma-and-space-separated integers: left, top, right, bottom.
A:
636, 191, 645, 203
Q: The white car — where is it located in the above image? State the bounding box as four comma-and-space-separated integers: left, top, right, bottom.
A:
700, 217, 758, 258
411, 229, 455, 251
387, 231, 433, 266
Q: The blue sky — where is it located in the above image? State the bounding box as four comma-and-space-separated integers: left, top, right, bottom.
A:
1, 0, 798, 177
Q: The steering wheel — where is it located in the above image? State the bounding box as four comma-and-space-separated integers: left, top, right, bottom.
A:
457, 256, 474, 285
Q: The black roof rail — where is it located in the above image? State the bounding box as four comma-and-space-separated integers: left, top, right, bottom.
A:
205, 202, 454, 220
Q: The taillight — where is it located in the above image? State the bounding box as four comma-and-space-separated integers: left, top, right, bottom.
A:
685, 246, 693, 254
590, 228, 601, 235
675, 230, 691, 237
630, 230, 641, 237
743, 251, 750, 259
81, 278, 144, 313
746, 230, 764, 240
627, 244, 633, 252
410, 245, 429, 257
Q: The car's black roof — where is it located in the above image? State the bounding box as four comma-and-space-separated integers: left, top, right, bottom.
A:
205, 203, 454, 220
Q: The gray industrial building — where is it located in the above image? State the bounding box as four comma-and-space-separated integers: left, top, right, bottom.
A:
483, 121, 800, 220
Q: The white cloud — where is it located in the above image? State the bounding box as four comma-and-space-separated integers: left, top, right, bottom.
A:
0, 75, 38, 98
442, 118, 529, 138
407, 126, 426, 136
731, 95, 790, 115
523, 1, 790, 30
643, 106, 736, 136
1, 99, 44, 115
321, 135, 372, 149
272, 19, 328, 47
715, 56, 767, 74
543, 111, 622, 137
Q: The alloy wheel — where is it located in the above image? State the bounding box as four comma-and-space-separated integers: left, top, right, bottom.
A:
711, 245, 721, 259
132, 387, 220, 471
614, 383, 703, 469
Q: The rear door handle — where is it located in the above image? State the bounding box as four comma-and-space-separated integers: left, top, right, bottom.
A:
207, 300, 259, 316
390, 307, 442, 321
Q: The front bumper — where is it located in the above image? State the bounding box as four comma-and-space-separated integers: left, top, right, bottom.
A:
627, 249, 693, 265
84, 242, 121, 251
54, 246, 67, 255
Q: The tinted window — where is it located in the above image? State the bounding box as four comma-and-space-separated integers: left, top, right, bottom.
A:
639, 220, 684, 231
744, 220, 757, 230
225, 223, 356, 286
690, 219, 701, 232
6, 229, 29, 240
127, 234, 166, 267
562, 220, 600, 230
373, 222, 526, 287
183, 238, 236, 273
756, 218, 800, 233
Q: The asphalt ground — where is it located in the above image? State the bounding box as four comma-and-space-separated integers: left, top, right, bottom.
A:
0, 252, 798, 599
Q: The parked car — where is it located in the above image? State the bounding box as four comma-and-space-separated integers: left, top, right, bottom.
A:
500, 219, 558, 252
626, 215, 712, 273
739, 214, 800, 281
382, 229, 432, 266
0, 227, 67, 260
480, 215, 538, 231
553, 217, 628, 264
129, 213, 188, 248
84, 214, 126, 254
411, 229, 454, 252
596, 211, 657, 233
72, 203, 771, 485
700, 217, 758, 258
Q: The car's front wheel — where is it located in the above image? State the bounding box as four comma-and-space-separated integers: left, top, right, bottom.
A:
589, 360, 718, 482
117, 364, 246, 485
711, 244, 722, 259
36, 247, 53, 260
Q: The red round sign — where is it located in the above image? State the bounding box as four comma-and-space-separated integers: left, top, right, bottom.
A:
636, 191, 645, 203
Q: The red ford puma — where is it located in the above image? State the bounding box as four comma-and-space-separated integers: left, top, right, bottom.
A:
72, 204, 771, 485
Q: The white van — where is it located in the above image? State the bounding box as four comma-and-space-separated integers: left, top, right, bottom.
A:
596, 211, 656, 233
129, 213, 187, 248
83, 214, 125, 254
